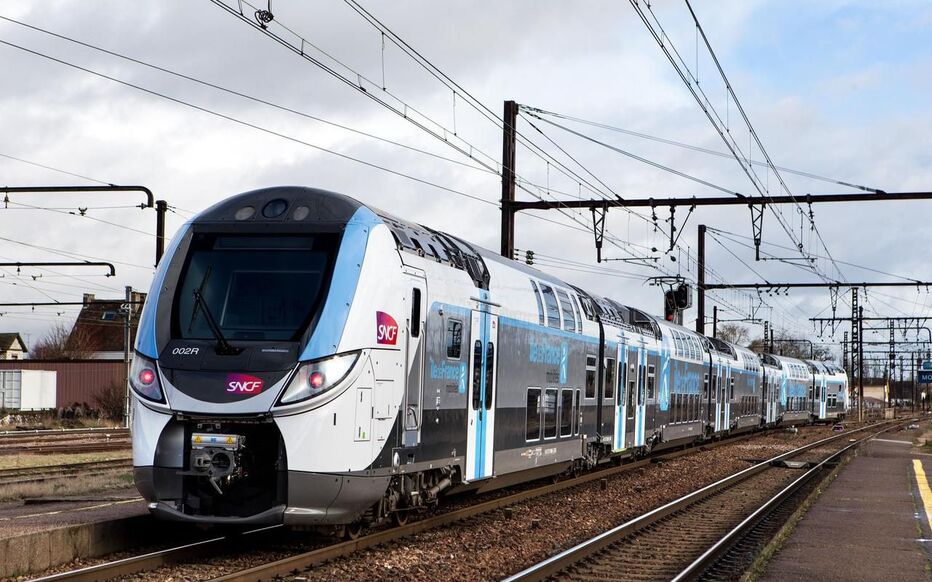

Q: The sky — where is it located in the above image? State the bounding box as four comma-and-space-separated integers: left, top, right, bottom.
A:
1, 0, 930, 372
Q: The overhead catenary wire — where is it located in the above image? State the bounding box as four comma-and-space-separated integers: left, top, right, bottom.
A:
523, 107, 884, 194
0, 38, 499, 209
0, 151, 112, 186
0, 15, 499, 177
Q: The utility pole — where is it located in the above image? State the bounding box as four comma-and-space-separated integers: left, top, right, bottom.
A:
696, 224, 706, 334
859, 305, 864, 422
500, 100, 518, 259
843, 331, 849, 373
155, 200, 168, 265
122, 286, 132, 429
712, 305, 718, 338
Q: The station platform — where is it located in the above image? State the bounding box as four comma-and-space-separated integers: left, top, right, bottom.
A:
760, 423, 932, 582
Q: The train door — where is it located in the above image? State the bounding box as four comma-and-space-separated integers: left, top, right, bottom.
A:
465, 305, 498, 482
625, 344, 642, 448
819, 375, 827, 419
725, 366, 733, 430
644, 351, 658, 442
601, 343, 617, 445
402, 275, 427, 447
613, 342, 626, 452
719, 365, 730, 431
760, 372, 768, 424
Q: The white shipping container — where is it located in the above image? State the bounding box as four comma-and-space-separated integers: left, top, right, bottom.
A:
0, 370, 57, 411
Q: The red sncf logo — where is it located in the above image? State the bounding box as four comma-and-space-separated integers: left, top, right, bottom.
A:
376, 311, 398, 345
226, 373, 264, 394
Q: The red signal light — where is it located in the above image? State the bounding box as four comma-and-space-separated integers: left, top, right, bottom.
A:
139, 368, 156, 385
309, 371, 325, 390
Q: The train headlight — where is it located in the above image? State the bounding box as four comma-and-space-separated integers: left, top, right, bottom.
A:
129, 352, 164, 403
278, 351, 360, 405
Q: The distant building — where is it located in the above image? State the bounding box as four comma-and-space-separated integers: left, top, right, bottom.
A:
0, 333, 28, 360
66, 292, 146, 359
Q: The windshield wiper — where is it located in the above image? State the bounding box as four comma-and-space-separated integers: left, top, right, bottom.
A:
187, 267, 212, 334
192, 288, 240, 355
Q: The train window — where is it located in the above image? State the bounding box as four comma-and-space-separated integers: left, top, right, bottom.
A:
604, 357, 616, 400
585, 355, 597, 399
543, 388, 558, 439
472, 340, 482, 410
446, 319, 463, 359
730, 378, 735, 400
530, 281, 544, 326
638, 365, 646, 406
526, 388, 541, 441
703, 374, 709, 399
411, 289, 421, 338
173, 233, 333, 342
484, 343, 495, 410
647, 365, 656, 400
627, 364, 636, 417
618, 360, 626, 405
557, 289, 576, 332
560, 389, 574, 436
540, 284, 561, 329
571, 296, 583, 333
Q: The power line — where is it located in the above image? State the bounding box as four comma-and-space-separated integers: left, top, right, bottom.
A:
0, 151, 111, 186
0, 38, 499, 209
524, 107, 882, 193
0, 15, 499, 178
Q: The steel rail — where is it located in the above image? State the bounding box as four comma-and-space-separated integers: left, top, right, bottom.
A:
670, 420, 910, 581
29, 526, 284, 582
31, 423, 859, 582
0, 427, 129, 437
32, 436, 728, 582
0, 458, 132, 486
0, 442, 130, 455
502, 420, 900, 582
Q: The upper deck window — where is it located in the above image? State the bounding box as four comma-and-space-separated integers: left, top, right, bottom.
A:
539, 284, 561, 329
556, 289, 576, 332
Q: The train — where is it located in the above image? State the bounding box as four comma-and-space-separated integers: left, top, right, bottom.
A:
130, 186, 849, 532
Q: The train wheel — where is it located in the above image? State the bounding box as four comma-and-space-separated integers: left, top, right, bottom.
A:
343, 521, 363, 540
391, 511, 409, 527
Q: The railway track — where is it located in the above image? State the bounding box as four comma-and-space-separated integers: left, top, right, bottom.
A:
0, 441, 131, 455
0, 458, 132, 486
29, 424, 852, 582
0, 428, 131, 455
0, 427, 129, 440
503, 419, 908, 582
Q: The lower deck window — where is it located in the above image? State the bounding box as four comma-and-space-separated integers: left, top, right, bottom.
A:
560, 389, 573, 436
526, 388, 541, 440
543, 388, 558, 439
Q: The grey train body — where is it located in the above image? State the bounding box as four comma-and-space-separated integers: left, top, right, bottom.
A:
130, 187, 849, 528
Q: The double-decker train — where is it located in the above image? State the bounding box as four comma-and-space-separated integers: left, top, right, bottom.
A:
131, 186, 848, 530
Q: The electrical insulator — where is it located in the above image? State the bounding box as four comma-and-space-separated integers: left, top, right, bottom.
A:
525, 250, 534, 266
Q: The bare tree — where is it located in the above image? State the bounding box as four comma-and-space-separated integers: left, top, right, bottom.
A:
30, 322, 95, 360
715, 323, 750, 346
749, 329, 834, 361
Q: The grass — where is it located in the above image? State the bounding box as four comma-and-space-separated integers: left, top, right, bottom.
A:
0, 451, 131, 471
0, 470, 135, 502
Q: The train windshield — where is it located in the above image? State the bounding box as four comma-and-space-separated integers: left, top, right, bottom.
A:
172, 233, 337, 342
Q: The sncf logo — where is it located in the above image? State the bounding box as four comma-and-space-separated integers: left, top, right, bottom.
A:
376, 311, 399, 345
226, 373, 264, 394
